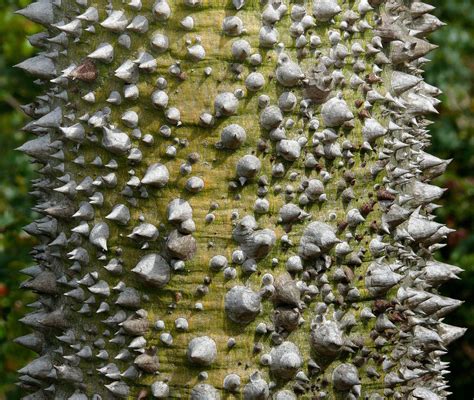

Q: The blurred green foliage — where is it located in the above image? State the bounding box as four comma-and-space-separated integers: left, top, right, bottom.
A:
0, 0, 472, 398
0, 1, 40, 398
426, 1, 474, 397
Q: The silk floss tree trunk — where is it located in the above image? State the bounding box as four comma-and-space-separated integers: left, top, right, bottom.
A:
14, 0, 465, 398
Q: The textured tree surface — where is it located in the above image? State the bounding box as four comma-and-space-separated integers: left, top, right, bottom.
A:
14, 0, 466, 399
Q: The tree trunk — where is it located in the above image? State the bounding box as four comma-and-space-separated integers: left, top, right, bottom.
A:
14, 0, 465, 398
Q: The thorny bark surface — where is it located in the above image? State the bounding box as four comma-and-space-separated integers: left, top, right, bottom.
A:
14, 0, 465, 399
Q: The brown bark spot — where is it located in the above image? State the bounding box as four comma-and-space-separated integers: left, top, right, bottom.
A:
369, 220, 379, 232
358, 109, 371, 119
354, 99, 364, 108
388, 310, 406, 323
71, 59, 98, 82
257, 139, 269, 152
366, 73, 382, 84
361, 83, 371, 94
303, 80, 332, 104
343, 170, 356, 184
343, 266, 354, 282
373, 299, 391, 314
342, 119, 355, 130
377, 189, 396, 201
360, 200, 376, 217
337, 221, 348, 232
137, 389, 149, 400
